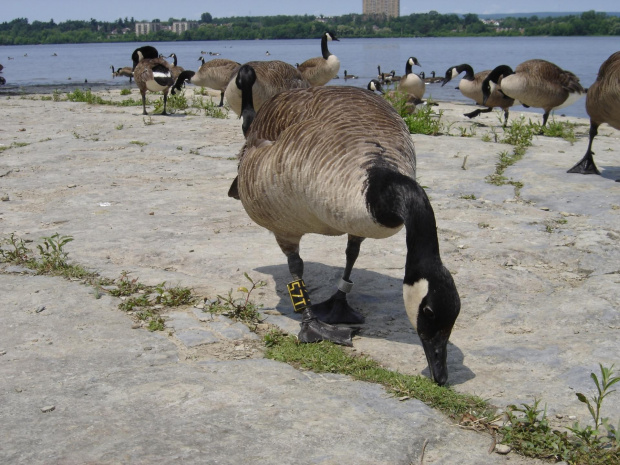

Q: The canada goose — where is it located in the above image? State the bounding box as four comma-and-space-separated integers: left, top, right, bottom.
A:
110, 65, 133, 83
0, 76, 5, 86
172, 57, 240, 107
224, 60, 310, 116
167, 53, 185, 80
368, 78, 426, 113
296, 31, 340, 87
442, 63, 515, 127
424, 71, 443, 84
482, 59, 585, 129
131, 45, 175, 115
265, 51, 271, 56
568, 51, 620, 178
343, 70, 358, 80
231, 64, 461, 385
399, 57, 425, 100
367, 79, 384, 94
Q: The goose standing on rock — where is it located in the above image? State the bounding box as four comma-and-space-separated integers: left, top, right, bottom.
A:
110, 65, 133, 83
399, 57, 425, 100
568, 51, 620, 178
131, 45, 175, 115
230, 64, 461, 385
296, 31, 340, 86
481, 59, 585, 129
443, 63, 515, 127
172, 56, 240, 107
224, 60, 309, 116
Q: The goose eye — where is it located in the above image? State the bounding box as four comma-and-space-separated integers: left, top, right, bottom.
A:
422, 306, 435, 319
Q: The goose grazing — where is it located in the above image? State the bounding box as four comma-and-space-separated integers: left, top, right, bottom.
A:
296, 31, 340, 86
481, 59, 585, 129
399, 57, 425, 100
224, 60, 309, 116
568, 51, 620, 178
110, 65, 133, 83
443, 63, 515, 127
131, 45, 175, 115
230, 64, 461, 385
172, 57, 240, 107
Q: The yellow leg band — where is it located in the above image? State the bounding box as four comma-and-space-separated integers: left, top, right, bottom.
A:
287, 279, 312, 313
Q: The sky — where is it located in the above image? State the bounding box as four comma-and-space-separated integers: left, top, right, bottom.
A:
1, 0, 618, 23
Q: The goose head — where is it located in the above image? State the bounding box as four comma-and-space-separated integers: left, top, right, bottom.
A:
235, 64, 257, 136
367, 79, 384, 94
404, 264, 460, 386
131, 45, 159, 70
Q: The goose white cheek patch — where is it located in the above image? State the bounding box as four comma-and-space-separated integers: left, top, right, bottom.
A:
403, 279, 429, 332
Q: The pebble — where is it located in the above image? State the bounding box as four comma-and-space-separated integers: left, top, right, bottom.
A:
1, 194, 9, 202
35, 305, 46, 313
0, 350, 6, 356
40, 405, 55, 413
494, 444, 512, 455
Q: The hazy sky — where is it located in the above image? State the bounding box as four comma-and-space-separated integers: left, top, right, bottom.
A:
1, 0, 618, 23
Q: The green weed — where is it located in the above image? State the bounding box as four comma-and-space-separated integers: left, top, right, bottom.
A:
403, 103, 443, 135
205, 273, 266, 324
120, 88, 132, 96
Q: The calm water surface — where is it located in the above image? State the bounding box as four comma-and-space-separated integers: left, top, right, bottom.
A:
1, 37, 618, 118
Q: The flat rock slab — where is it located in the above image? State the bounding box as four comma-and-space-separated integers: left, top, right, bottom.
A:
2, 90, 619, 463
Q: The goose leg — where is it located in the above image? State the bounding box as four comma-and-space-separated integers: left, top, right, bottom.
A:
141, 92, 148, 115
161, 92, 169, 115
219, 91, 225, 107
463, 107, 492, 119
568, 123, 601, 175
310, 235, 365, 325
276, 235, 357, 346
503, 109, 510, 128
540, 111, 550, 133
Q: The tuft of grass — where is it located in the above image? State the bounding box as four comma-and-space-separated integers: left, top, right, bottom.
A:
403, 103, 443, 135
205, 273, 266, 325
460, 194, 477, 200
120, 88, 132, 96
130, 140, 147, 147
264, 331, 491, 420
542, 118, 577, 144
500, 364, 619, 464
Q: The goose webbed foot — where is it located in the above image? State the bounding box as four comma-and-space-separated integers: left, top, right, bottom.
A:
567, 153, 600, 175
298, 308, 359, 347
310, 290, 365, 325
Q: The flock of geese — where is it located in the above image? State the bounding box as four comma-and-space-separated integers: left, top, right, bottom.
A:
124, 37, 618, 385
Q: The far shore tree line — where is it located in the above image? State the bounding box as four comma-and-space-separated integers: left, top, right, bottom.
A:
1, 10, 619, 45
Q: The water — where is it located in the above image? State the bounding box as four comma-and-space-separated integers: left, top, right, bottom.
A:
1, 37, 618, 118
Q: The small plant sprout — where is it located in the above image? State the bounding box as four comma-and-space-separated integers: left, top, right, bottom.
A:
206, 273, 267, 324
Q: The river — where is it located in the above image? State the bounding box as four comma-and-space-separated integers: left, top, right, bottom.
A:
1, 36, 618, 118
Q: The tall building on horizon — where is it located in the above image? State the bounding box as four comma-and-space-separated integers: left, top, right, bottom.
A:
363, 0, 400, 18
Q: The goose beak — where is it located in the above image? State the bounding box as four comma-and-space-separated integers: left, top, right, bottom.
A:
441, 77, 450, 87
420, 331, 450, 386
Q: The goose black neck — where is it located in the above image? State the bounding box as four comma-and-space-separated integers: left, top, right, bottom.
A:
457, 64, 475, 80
321, 34, 331, 59
405, 60, 413, 75
236, 64, 257, 137
365, 167, 441, 285
489, 64, 514, 83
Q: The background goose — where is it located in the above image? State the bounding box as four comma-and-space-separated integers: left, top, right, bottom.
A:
399, 57, 425, 100
424, 71, 443, 84
224, 60, 309, 116
568, 51, 620, 178
442, 63, 515, 127
296, 31, 340, 86
110, 65, 133, 83
166, 53, 185, 80
231, 64, 461, 385
482, 59, 585, 129
343, 70, 358, 80
172, 56, 240, 107
131, 45, 175, 115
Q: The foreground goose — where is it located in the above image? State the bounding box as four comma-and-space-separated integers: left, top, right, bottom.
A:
131, 45, 175, 115
568, 51, 620, 178
172, 56, 240, 106
224, 60, 309, 116
230, 64, 461, 385
482, 59, 585, 129
399, 57, 425, 99
296, 31, 340, 86
110, 65, 133, 83
442, 63, 515, 127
